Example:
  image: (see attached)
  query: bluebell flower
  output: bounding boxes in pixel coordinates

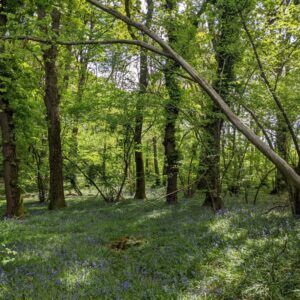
[215,287,222,296]
[121,280,131,290]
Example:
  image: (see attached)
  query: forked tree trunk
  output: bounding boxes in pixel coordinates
[39,7,66,209]
[0,0,23,218]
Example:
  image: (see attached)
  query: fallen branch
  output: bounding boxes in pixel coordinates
[262,204,289,215]
[253,167,276,205]
[154,179,199,202]
[63,156,108,201]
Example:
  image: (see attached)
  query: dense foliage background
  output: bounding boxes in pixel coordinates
[0,0,299,298]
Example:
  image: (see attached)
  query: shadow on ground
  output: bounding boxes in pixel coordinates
[0,193,299,299]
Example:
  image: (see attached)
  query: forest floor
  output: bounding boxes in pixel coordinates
[0,191,299,299]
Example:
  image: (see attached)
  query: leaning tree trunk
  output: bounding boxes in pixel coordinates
[87,0,300,216]
[0,0,23,218]
[39,8,66,209]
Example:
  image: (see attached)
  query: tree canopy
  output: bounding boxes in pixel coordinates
[0,0,299,297]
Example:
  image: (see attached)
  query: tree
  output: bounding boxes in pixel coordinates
[0,0,23,217]
[86,0,300,215]
[197,0,252,210]
[38,6,66,209]
[152,136,161,186]
[124,0,154,200]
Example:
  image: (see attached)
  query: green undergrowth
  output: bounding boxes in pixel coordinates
[0,193,299,299]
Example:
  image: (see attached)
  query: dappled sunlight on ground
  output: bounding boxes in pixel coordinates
[0,194,299,299]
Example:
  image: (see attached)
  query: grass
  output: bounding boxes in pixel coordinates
[0,191,299,299]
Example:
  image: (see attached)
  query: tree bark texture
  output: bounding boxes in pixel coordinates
[133,0,153,200]
[163,60,181,204]
[39,7,66,209]
[134,49,147,199]
[0,0,23,217]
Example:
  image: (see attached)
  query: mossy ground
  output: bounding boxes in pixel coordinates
[0,191,299,299]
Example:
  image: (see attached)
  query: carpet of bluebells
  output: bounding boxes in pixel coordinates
[0,192,299,299]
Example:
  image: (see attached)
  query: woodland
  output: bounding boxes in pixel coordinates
[0,0,300,299]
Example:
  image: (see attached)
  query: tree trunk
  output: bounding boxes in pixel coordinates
[0,0,23,218]
[152,136,161,186]
[116,123,133,201]
[290,165,300,215]
[134,64,146,199]
[0,98,23,217]
[66,126,82,196]
[37,169,46,203]
[272,115,288,194]
[163,60,180,204]
[161,0,182,204]
[87,0,300,211]
[101,141,107,181]
[39,8,66,209]
[125,0,153,200]
[145,141,150,176]
[33,148,46,203]
[291,188,300,215]
[67,52,88,196]
[199,2,241,210]
[201,106,223,210]
[133,52,147,199]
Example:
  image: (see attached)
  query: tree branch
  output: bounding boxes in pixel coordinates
[0,36,172,58]
[86,0,300,189]
[241,14,300,160]
[242,104,274,150]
